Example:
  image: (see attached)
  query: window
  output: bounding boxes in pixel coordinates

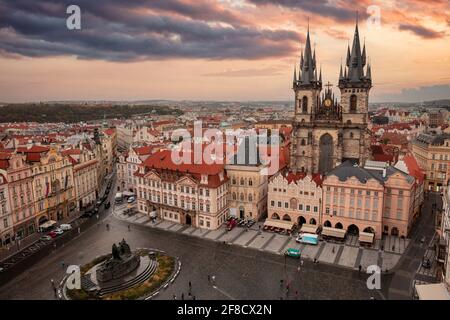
[313,206,318,213]
[302,96,308,113]
[284,202,288,209]
[299,204,303,211]
[249,179,253,186]
[306,205,310,211]
[350,94,357,112]
[271,200,275,207]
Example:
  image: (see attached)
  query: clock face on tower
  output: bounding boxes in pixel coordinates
[324,98,332,107]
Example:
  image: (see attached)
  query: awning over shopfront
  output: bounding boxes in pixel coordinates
[415,283,450,300]
[358,232,375,244]
[264,219,295,231]
[300,224,318,234]
[321,227,346,239]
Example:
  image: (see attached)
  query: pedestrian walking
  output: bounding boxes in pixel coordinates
[181,293,184,300]
[77,227,81,234]
[207,275,211,282]
[51,279,55,289]
[211,275,216,284]
[392,245,395,251]
[173,294,177,300]
[297,266,301,273]
[332,246,335,254]
[61,261,65,269]
[358,265,362,273]
[300,260,304,267]
[189,281,192,289]
[53,287,57,297]
[192,296,196,300]
[96,214,99,220]
[188,292,192,299]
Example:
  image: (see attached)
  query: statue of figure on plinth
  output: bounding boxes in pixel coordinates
[97,239,140,282]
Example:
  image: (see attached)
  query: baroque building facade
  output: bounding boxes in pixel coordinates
[290,23,372,174]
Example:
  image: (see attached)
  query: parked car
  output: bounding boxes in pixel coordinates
[47,231,58,239]
[59,224,72,231]
[284,248,301,259]
[104,201,111,209]
[127,196,135,203]
[53,228,64,235]
[227,218,237,231]
[81,210,95,218]
[422,259,431,269]
[40,235,52,241]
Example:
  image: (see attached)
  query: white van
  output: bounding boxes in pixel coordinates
[59,224,72,231]
[115,192,123,203]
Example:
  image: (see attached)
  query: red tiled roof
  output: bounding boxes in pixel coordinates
[403,154,425,183]
[61,148,82,156]
[147,129,160,136]
[142,150,225,176]
[103,128,115,136]
[16,145,50,153]
[0,152,11,170]
[133,146,154,156]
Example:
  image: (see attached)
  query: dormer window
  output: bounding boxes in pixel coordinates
[201,174,208,184]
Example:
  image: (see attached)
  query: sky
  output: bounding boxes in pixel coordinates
[0,0,449,103]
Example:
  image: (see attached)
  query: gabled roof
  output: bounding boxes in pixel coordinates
[402,154,425,183]
[16,145,50,153]
[326,161,384,184]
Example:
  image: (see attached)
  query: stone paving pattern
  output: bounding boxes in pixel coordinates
[118,208,408,272]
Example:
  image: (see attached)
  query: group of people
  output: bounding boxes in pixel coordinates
[173,281,196,300]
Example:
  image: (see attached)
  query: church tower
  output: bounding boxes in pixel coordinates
[289,20,372,175]
[338,20,372,165]
[290,25,322,172]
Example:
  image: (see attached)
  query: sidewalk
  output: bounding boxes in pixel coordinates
[113,205,407,272]
[0,174,114,263]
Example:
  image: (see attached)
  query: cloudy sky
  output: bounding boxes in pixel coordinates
[0,0,449,103]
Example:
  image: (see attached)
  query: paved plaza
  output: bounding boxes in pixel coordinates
[0,211,388,300]
[115,207,408,272]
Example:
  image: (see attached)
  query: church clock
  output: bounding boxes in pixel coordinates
[324,98,332,107]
